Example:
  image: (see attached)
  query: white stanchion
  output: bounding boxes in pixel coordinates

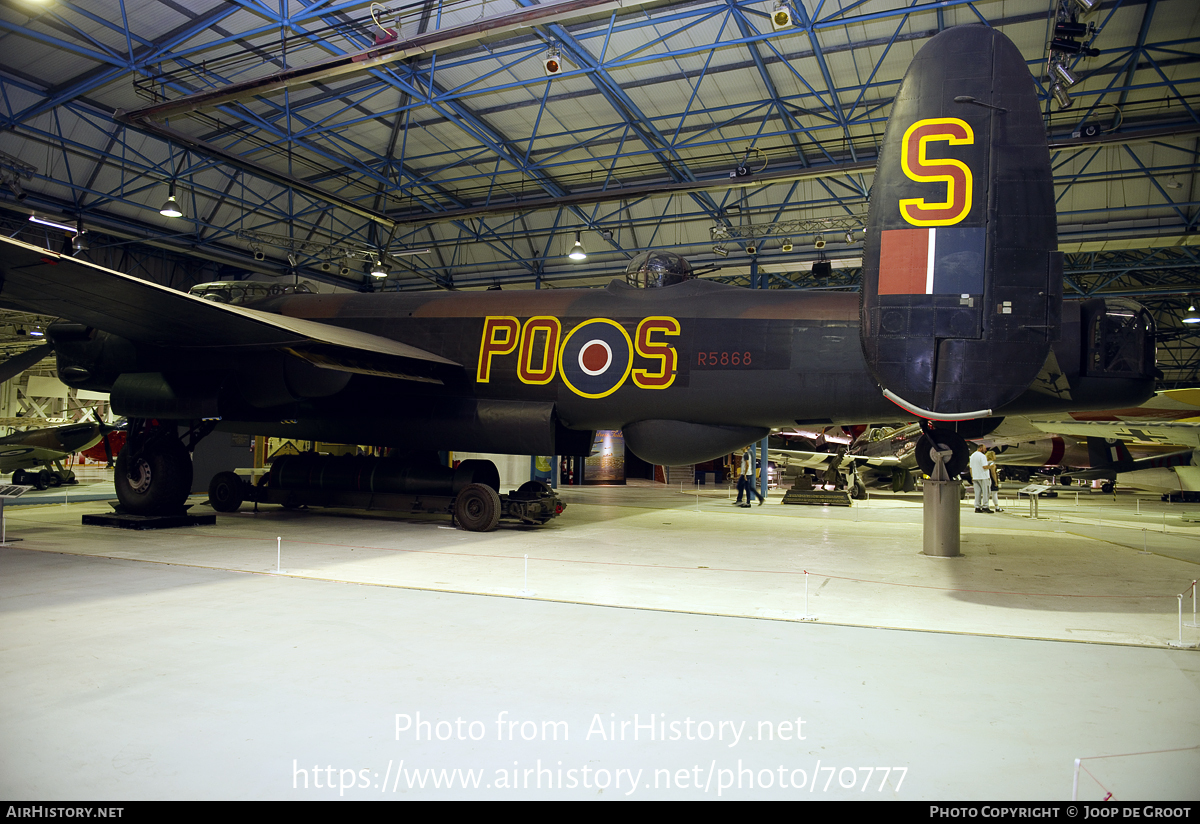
[799,570,817,621]
[519,553,535,596]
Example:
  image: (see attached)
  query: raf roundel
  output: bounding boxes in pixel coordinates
[559,319,633,398]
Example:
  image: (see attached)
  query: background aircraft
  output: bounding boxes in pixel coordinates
[0,26,1160,518]
[0,417,116,489]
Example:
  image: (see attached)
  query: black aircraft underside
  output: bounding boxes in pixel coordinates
[0,25,1160,518]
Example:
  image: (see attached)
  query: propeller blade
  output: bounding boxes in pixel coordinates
[0,343,54,384]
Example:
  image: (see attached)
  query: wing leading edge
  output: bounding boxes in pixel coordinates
[0,236,460,383]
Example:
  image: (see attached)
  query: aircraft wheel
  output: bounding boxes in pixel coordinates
[11,470,26,486]
[914,428,970,477]
[454,483,501,532]
[35,470,51,490]
[48,473,63,488]
[208,472,245,513]
[115,435,193,515]
[850,479,867,499]
[1101,482,1115,494]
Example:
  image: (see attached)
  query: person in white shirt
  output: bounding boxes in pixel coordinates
[969,444,992,513]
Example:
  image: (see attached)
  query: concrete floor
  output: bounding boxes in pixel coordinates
[1,480,1197,800]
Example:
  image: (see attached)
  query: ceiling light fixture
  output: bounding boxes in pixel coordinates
[813,234,826,250]
[28,214,76,232]
[712,244,728,258]
[845,230,856,244]
[159,186,183,218]
[1185,302,1200,324]
[781,238,793,252]
[569,231,587,261]
[371,257,388,278]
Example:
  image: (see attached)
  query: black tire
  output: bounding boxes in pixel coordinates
[1101,482,1115,494]
[454,483,501,532]
[208,472,245,513]
[915,429,970,477]
[850,479,867,499]
[11,470,26,486]
[115,435,193,515]
[35,470,51,490]
[48,473,63,488]
[1059,476,1073,486]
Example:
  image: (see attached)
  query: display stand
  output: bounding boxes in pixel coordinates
[82,502,216,530]
[922,445,960,557]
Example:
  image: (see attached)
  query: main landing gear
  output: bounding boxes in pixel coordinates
[114,419,213,515]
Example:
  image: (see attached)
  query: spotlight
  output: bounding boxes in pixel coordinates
[1072,0,1098,13]
[770,1,793,31]
[3,174,25,201]
[568,231,587,261]
[544,46,562,76]
[371,257,388,278]
[844,230,855,244]
[1051,83,1073,110]
[813,234,826,249]
[781,238,793,252]
[1055,21,1088,38]
[1051,62,1080,88]
[159,188,183,218]
[72,232,88,253]
[339,266,351,276]
[253,248,265,261]
[745,242,757,255]
[1185,302,1200,324]
[1166,178,1182,190]
[320,262,332,272]
[712,244,728,258]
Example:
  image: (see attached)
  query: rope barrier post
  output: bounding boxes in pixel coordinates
[1168,593,1199,648]
[1188,580,1198,629]
[518,554,536,597]
[276,536,281,573]
[800,570,817,621]
[1071,758,1081,802]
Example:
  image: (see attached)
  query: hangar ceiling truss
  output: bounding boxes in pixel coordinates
[0,0,1195,325]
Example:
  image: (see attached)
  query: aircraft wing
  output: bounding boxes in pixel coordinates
[0,237,460,381]
[1026,420,1200,448]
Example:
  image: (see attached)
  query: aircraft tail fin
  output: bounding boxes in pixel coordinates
[1086,437,1135,474]
[861,25,1060,421]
